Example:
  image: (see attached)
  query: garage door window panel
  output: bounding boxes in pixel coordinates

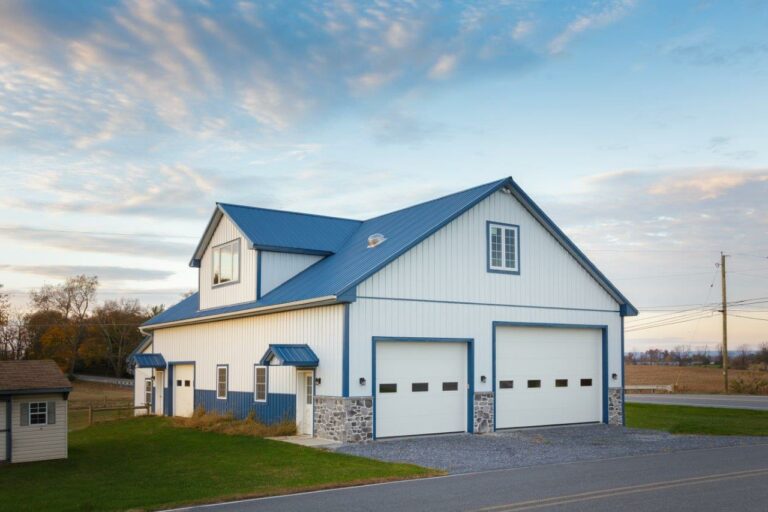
[412,382,428,392]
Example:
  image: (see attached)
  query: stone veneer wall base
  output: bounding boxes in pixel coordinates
[314,396,373,443]
[473,391,494,433]
[608,387,623,426]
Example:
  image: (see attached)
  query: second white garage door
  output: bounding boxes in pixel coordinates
[495,326,602,429]
[375,341,468,438]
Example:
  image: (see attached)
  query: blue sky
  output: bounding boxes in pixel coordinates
[0,0,766,350]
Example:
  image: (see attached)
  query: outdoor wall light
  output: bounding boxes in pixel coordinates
[359,377,366,386]
[611,373,618,380]
[315,377,322,385]
[480,375,487,383]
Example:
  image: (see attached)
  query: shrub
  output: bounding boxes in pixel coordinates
[730,376,768,395]
[174,406,296,437]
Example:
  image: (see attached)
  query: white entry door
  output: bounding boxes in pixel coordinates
[155,370,164,415]
[173,364,195,417]
[375,341,467,438]
[296,371,313,435]
[495,326,602,429]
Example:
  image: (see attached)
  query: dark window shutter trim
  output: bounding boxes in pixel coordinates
[47,401,56,424]
[20,403,29,426]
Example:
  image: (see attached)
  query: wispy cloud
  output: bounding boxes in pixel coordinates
[548,0,637,55]
[0,264,173,282]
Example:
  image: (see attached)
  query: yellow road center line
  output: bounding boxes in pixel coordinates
[473,468,768,512]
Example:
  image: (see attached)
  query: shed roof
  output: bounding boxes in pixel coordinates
[260,344,319,367]
[0,360,72,394]
[144,177,637,329]
[133,353,167,369]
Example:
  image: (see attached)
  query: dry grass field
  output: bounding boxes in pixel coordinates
[626,365,767,394]
[68,380,135,430]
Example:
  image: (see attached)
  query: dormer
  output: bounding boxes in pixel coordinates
[190,203,362,310]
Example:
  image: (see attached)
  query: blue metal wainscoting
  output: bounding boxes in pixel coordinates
[194,390,296,424]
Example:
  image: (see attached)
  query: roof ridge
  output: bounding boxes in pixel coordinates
[218,202,362,223]
[363,178,509,222]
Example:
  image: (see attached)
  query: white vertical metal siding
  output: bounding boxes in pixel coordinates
[12,395,68,463]
[267,366,296,394]
[261,251,323,296]
[357,190,619,310]
[148,304,344,398]
[348,190,623,397]
[200,215,257,310]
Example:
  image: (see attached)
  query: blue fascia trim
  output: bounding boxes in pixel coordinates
[371,336,475,440]
[621,316,626,425]
[358,295,619,315]
[256,250,262,300]
[506,181,637,316]
[216,364,229,400]
[252,244,333,256]
[491,321,610,431]
[128,335,152,360]
[485,221,521,275]
[336,287,357,303]
[342,304,350,398]
[189,206,225,268]
[336,178,511,299]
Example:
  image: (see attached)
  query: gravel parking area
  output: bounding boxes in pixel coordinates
[334,425,767,474]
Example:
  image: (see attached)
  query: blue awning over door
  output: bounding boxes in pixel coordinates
[259,344,319,367]
[133,353,167,369]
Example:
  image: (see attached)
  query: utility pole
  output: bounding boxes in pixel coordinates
[720,252,729,394]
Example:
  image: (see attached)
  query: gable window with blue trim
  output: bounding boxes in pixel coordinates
[487,221,519,274]
[216,365,228,399]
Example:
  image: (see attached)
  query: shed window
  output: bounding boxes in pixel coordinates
[212,239,240,286]
[216,366,228,399]
[29,402,47,425]
[144,378,153,406]
[254,366,267,402]
[488,223,519,273]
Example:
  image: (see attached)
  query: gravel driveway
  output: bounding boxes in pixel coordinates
[334,425,767,474]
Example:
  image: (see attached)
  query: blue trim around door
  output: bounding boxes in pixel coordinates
[167,361,196,417]
[491,321,609,431]
[371,336,475,440]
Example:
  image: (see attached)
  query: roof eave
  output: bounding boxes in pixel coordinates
[141,295,340,331]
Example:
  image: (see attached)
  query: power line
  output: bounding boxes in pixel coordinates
[728,313,768,322]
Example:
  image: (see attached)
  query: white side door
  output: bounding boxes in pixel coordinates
[376,342,467,438]
[496,326,602,429]
[173,364,195,417]
[296,371,313,435]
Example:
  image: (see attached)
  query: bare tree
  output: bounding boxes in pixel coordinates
[30,275,98,374]
[0,311,30,360]
[93,298,148,377]
[0,284,9,326]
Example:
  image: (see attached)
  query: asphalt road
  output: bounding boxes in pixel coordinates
[626,393,768,410]
[174,443,768,512]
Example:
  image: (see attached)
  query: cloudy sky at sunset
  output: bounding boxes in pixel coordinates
[0,0,766,350]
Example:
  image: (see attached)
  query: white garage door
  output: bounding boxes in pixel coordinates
[173,364,195,417]
[376,342,467,438]
[496,326,602,429]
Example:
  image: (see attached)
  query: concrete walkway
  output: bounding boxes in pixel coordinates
[626,393,768,410]
[267,435,341,449]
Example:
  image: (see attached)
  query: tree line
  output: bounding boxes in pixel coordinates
[626,345,768,370]
[0,276,165,377]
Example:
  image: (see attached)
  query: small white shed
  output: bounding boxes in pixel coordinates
[0,360,72,464]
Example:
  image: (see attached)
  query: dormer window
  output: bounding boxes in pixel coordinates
[212,239,240,286]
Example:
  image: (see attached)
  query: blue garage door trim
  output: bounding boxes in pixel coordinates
[371,336,475,440]
[491,321,609,431]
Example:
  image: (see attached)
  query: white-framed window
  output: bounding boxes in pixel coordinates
[144,378,153,407]
[254,365,267,402]
[29,401,48,425]
[212,239,240,286]
[216,365,228,399]
[487,222,519,273]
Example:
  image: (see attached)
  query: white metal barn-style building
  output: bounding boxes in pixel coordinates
[0,360,72,463]
[134,178,637,442]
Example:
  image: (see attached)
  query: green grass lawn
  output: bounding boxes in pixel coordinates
[626,403,768,436]
[0,416,436,512]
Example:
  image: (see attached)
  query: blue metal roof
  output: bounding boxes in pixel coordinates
[144,177,636,328]
[260,344,319,367]
[133,353,167,369]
